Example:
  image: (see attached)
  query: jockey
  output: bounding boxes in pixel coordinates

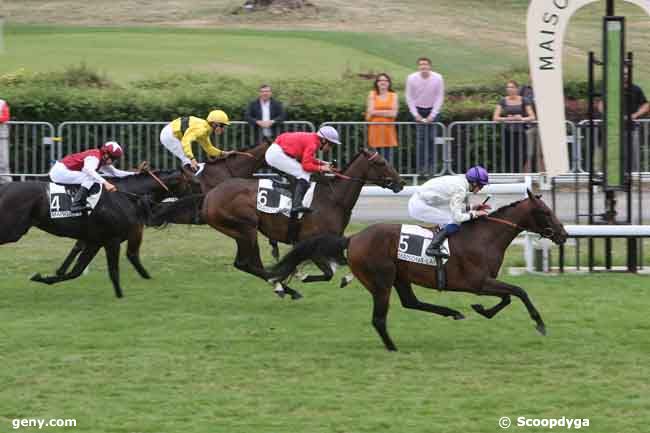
[408,166,491,257]
[160,110,234,174]
[49,141,137,212]
[264,126,341,214]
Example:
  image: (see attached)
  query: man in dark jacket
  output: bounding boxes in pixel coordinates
[245,84,287,144]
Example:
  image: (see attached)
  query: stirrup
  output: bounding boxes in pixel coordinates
[426,244,448,258]
[194,163,206,176]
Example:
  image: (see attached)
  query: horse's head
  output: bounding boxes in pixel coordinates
[360,149,404,193]
[519,189,568,245]
[150,169,194,198]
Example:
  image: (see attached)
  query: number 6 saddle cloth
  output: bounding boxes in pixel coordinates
[397,224,450,267]
[48,183,102,219]
[256,178,316,219]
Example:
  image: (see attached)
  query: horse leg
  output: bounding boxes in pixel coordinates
[31,244,101,285]
[56,241,85,276]
[476,278,546,335]
[394,279,465,320]
[233,234,302,300]
[126,224,151,279]
[104,241,124,299]
[471,296,511,319]
[371,290,398,351]
[299,256,337,283]
[269,239,280,261]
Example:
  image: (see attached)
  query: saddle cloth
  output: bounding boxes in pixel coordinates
[256,178,316,218]
[48,183,102,219]
[397,224,450,267]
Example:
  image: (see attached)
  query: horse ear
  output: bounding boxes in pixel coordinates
[527,188,535,200]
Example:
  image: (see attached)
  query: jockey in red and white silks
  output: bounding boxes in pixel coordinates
[408,166,491,257]
[264,126,340,214]
[49,141,136,212]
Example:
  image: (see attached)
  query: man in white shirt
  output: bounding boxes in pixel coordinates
[245,84,287,144]
[405,58,445,176]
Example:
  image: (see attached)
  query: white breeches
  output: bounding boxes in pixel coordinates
[265,143,311,181]
[160,124,191,166]
[408,194,455,226]
[49,162,98,189]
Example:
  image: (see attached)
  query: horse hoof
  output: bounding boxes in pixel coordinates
[536,323,547,336]
[340,277,348,288]
[30,273,42,282]
[274,290,286,299]
[453,313,465,320]
[290,291,303,301]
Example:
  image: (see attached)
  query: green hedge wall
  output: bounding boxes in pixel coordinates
[1,68,590,125]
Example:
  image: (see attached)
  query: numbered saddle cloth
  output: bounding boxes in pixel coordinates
[256,178,316,218]
[397,224,450,267]
[49,183,102,219]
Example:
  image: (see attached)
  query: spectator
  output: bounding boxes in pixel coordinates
[519,75,544,172]
[597,68,649,172]
[493,80,535,173]
[0,98,11,183]
[366,73,398,160]
[406,57,444,176]
[245,84,287,144]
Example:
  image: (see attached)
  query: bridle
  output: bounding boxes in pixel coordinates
[485,212,557,241]
[331,151,397,189]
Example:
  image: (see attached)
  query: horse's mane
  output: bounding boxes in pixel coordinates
[205,140,270,165]
[340,150,367,172]
[111,169,178,183]
[489,198,529,217]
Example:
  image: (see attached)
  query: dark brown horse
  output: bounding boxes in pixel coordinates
[155,149,404,298]
[56,140,271,277]
[269,190,568,350]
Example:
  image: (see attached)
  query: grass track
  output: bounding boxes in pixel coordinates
[1,226,649,432]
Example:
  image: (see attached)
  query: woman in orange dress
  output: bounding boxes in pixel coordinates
[366,73,399,157]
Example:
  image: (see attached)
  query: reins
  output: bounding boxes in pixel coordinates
[144,169,170,192]
[485,216,526,231]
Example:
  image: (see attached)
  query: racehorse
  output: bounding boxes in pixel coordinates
[155,148,404,298]
[56,140,271,278]
[0,170,188,298]
[268,190,568,350]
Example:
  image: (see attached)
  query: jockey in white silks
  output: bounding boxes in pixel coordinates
[408,166,491,257]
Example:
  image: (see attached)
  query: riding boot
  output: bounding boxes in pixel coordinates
[425,227,450,257]
[70,186,90,212]
[290,179,312,214]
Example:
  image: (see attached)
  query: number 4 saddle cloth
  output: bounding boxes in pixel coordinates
[48,183,102,219]
[256,178,316,219]
[397,224,450,267]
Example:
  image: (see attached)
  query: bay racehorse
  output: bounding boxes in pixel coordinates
[269,190,568,350]
[0,170,188,297]
[155,149,404,298]
[56,140,271,277]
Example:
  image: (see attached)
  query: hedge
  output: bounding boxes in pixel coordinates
[1,67,591,126]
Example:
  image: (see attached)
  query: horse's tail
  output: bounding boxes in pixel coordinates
[149,194,205,227]
[269,234,350,283]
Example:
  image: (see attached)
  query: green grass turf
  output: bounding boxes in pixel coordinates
[1,225,649,432]
[0,24,522,85]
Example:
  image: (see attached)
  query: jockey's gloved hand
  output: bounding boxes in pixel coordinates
[137,161,150,172]
[473,203,492,211]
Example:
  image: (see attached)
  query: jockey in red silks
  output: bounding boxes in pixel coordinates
[49,141,137,212]
[408,166,491,257]
[264,126,341,214]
